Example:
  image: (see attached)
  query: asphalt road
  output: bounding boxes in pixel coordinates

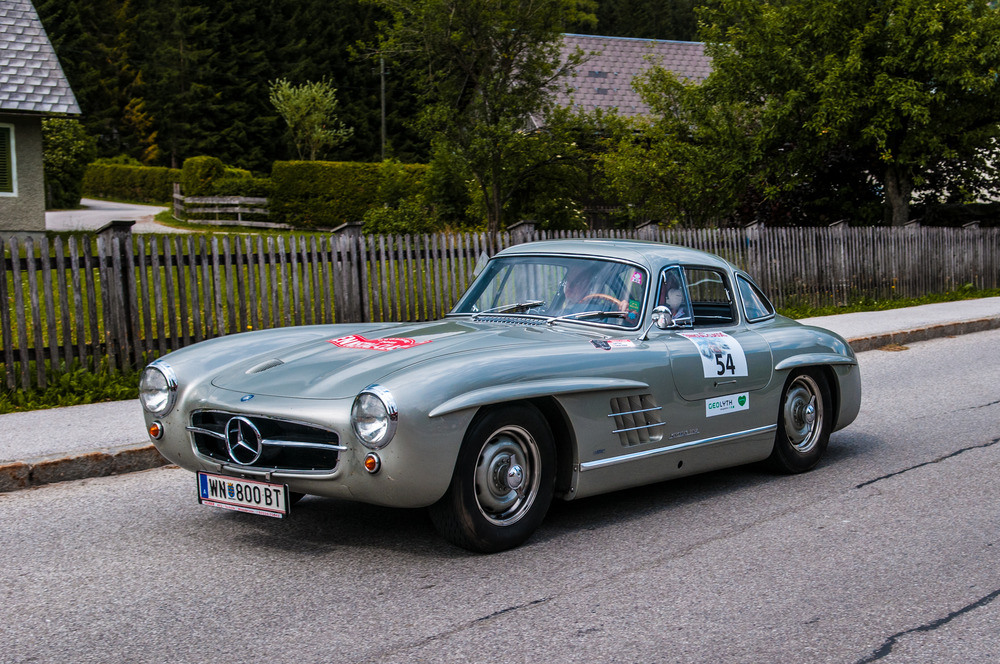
[45,198,182,233]
[1,330,999,663]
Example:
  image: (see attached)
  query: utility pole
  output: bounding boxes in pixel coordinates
[380,56,387,160]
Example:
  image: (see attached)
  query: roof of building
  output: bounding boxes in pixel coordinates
[0,0,80,115]
[552,33,711,118]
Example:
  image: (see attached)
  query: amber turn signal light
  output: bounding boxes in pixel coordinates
[363,453,381,474]
[148,421,163,440]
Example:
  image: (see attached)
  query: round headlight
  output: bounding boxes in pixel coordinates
[139,362,177,415]
[351,385,397,449]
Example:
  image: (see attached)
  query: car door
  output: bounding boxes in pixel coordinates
[653,265,774,433]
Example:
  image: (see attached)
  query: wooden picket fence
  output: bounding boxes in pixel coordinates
[2,222,999,390]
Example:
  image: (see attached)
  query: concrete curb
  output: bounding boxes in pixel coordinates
[0,443,170,493]
[846,316,1000,353]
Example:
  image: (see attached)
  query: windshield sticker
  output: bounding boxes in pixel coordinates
[631,271,643,284]
[706,392,749,417]
[592,339,635,351]
[627,299,641,321]
[679,332,749,378]
[328,334,431,352]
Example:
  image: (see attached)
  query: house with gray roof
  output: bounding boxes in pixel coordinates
[532,34,711,127]
[0,0,80,233]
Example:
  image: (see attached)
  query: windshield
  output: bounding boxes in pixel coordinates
[451,255,648,328]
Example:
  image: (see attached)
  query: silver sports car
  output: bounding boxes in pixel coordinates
[140,239,861,552]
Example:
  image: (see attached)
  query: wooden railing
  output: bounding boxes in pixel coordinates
[2,221,999,390]
[172,183,280,229]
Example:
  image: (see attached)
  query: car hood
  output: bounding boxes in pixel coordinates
[210,318,576,399]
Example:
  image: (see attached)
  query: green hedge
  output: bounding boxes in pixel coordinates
[181,156,225,196]
[269,161,429,228]
[81,164,180,204]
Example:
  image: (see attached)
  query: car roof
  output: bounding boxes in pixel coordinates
[495,238,737,271]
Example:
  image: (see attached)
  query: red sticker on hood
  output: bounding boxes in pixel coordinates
[328,334,431,352]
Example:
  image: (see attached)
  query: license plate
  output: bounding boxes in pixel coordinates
[197,472,289,518]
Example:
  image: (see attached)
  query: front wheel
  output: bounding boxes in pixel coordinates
[429,404,555,553]
[767,370,832,473]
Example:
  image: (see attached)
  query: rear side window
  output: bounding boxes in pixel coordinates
[737,275,775,321]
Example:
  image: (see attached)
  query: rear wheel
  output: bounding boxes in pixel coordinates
[429,404,555,553]
[767,369,832,473]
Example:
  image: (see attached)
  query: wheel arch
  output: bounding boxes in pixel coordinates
[775,361,843,428]
[463,396,576,500]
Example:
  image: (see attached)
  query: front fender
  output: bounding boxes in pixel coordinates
[427,377,649,418]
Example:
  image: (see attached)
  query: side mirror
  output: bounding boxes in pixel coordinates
[651,306,671,330]
[639,306,672,341]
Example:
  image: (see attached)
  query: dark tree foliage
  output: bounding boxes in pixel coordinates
[36,0,425,171]
[569,0,698,41]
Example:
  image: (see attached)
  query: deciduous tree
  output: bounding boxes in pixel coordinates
[269,78,353,161]
[698,0,1000,225]
[365,0,597,235]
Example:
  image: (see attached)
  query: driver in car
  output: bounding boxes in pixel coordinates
[559,265,625,315]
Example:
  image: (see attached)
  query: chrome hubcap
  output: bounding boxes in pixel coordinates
[783,375,823,453]
[474,426,540,526]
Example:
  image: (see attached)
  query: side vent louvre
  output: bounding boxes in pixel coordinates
[608,395,664,447]
[246,358,284,375]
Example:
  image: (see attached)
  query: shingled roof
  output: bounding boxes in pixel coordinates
[0,0,80,115]
[552,33,711,118]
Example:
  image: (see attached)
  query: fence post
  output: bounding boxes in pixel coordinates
[332,222,365,322]
[96,220,136,370]
[508,220,537,246]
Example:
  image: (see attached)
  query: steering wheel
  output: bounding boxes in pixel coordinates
[580,293,627,311]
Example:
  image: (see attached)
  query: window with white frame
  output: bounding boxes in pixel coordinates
[0,124,16,196]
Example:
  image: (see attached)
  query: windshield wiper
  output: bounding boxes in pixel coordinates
[545,310,628,325]
[472,299,545,319]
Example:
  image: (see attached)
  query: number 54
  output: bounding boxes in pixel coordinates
[715,352,736,376]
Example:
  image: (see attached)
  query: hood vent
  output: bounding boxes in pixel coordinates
[609,395,664,447]
[246,358,284,375]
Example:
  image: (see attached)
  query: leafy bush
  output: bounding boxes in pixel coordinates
[210,176,272,197]
[81,163,180,203]
[270,160,429,229]
[180,156,225,196]
[0,366,139,414]
[42,118,98,209]
[362,198,439,235]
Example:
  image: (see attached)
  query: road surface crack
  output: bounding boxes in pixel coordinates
[855,437,1000,489]
[359,596,552,662]
[854,587,1000,663]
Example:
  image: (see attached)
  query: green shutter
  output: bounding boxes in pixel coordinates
[0,127,11,193]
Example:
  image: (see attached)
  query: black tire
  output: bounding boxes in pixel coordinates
[429,404,555,553]
[767,369,832,473]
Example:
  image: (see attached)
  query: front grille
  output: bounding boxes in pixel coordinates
[188,410,343,472]
[608,395,664,446]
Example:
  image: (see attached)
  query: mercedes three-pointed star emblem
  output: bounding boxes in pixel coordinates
[225,416,263,465]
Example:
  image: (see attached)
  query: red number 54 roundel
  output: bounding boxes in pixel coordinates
[328,334,431,352]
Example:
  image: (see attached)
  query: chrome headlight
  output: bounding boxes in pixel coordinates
[139,361,178,416]
[351,384,398,449]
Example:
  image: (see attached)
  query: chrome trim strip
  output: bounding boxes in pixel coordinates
[607,406,662,418]
[262,438,348,451]
[218,464,339,481]
[611,422,666,434]
[186,425,226,441]
[580,424,777,471]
